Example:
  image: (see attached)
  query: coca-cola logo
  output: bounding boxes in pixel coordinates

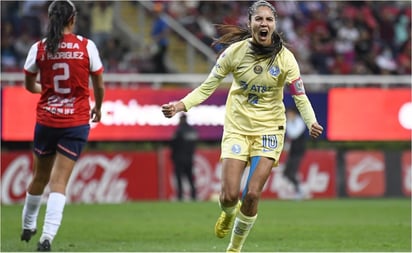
[68,154,130,203]
[1,153,131,204]
[1,154,33,204]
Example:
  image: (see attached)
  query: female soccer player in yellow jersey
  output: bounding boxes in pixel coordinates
[162,0,323,252]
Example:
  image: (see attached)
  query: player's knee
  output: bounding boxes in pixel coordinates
[243,190,260,203]
[33,174,50,186]
[220,191,239,205]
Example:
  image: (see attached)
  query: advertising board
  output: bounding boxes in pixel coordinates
[328,88,411,141]
[1,87,328,141]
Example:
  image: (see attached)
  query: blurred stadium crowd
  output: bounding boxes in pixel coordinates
[1,1,411,75]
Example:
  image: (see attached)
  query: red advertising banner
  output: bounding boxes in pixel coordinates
[1,86,227,141]
[1,151,159,204]
[327,88,411,141]
[402,151,411,196]
[163,149,337,201]
[345,151,386,197]
[1,149,337,204]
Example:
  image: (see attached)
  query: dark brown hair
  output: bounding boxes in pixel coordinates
[212,0,283,67]
[46,0,77,55]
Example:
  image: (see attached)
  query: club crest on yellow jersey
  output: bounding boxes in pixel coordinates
[254,65,263,74]
[269,66,280,76]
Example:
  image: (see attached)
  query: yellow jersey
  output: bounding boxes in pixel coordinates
[181,39,317,135]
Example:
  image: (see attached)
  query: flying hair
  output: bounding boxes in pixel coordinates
[46,0,77,55]
[212,0,283,68]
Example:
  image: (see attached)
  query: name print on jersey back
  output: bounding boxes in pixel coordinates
[47,51,84,60]
[24,33,101,128]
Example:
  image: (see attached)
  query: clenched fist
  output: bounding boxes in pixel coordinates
[310,122,323,138]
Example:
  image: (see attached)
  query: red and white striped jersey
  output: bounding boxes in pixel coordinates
[24,33,104,128]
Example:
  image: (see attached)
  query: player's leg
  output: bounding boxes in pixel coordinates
[227,133,283,252]
[227,156,274,252]
[21,154,54,242]
[215,158,245,238]
[38,152,75,248]
[21,123,56,243]
[174,163,184,201]
[283,155,300,191]
[215,132,249,239]
[184,163,197,201]
[38,124,89,251]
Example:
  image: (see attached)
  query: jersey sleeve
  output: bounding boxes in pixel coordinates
[23,42,40,75]
[181,72,223,111]
[87,39,104,75]
[284,52,301,85]
[283,50,317,129]
[181,47,233,111]
[292,94,317,130]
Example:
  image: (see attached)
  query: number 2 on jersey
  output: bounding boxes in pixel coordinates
[53,63,70,94]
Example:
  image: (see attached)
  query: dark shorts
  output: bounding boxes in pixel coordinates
[33,123,90,161]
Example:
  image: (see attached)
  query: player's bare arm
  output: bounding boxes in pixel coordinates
[24,75,41,94]
[91,74,105,122]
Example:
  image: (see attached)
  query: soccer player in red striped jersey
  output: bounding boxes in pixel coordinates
[20,0,104,251]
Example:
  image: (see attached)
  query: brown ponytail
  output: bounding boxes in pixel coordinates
[46,0,76,55]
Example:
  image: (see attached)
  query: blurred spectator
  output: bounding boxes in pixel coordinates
[330,53,352,75]
[1,21,19,71]
[2,0,411,76]
[196,3,218,46]
[1,1,20,33]
[20,0,47,39]
[375,46,398,74]
[14,33,35,68]
[305,9,330,38]
[74,2,92,38]
[396,39,412,74]
[170,114,198,201]
[90,1,114,50]
[151,2,170,73]
[352,59,372,75]
[394,12,411,51]
[376,6,397,53]
[291,35,313,73]
[283,106,307,200]
[354,28,374,60]
[100,37,127,73]
[346,2,377,33]
[222,2,241,26]
[334,18,359,66]
[309,37,333,74]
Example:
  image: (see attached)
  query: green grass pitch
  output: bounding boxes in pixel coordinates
[1,199,410,252]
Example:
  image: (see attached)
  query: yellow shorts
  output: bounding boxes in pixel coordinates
[221,131,285,166]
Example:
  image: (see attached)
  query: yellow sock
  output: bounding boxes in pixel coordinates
[227,210,257,252]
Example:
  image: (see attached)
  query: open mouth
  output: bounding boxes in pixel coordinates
[259,30,268,40]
